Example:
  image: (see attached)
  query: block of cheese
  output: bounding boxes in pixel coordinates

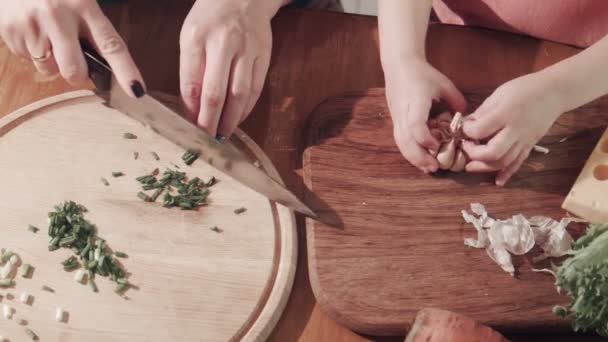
[562,127,608,223]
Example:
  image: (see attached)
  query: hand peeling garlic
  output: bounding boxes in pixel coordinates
[430,112,469,171]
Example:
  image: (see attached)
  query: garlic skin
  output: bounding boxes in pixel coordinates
[436,111,453,123]
[437,139,457,170]
[450,149,467,172]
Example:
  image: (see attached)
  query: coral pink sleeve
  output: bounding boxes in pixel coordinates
[433,0,608,47]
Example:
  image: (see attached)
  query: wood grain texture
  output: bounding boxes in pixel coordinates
[303,88,608,336]
[1,2,605,340]
[0,91,296,342]
[405,308,509,342]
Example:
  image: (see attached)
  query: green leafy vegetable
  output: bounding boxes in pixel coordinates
[554,223,608,336]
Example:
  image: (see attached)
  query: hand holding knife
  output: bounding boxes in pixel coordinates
[81,41,315,217]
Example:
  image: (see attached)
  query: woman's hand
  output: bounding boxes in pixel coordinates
[179,0,287,141]
[462,73,564,186]
[0,0,144,97]
[385,58,466,173]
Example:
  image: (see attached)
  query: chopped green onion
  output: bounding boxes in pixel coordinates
[21,263,32,278]
[114,251,128,258]
[100,177,110,186]
[1,250,13,263]
[137,192,151,202]
[134,151,139,160]
[0,279,14,287]
[151,151,160,160]
[114,282,129,296]
[88,271,98,293]
[182,150,199,166]
[25,327,37,340]
[210,226,222,233]
[234,207,247,215]
[112,172,124,178]
[28,225,39,233]
[205,177,217,187]
[41,285,54,293]
[123,132,137,139]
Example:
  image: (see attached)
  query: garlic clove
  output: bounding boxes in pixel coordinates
[437,139,457,169]
[450,149,467,172]
[450,112,464,133]
[436,111,453,123]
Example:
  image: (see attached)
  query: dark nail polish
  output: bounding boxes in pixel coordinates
[215,135,226,144]
[130,80,145,98]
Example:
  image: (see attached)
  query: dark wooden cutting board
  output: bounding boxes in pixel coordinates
[303,88,608,336]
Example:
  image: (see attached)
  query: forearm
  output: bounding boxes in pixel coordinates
[378,0,432,67]
[540,34,608,112]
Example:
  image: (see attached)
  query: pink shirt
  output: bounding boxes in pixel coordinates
[433,0,608,47]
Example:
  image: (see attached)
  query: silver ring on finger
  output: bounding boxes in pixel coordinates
[32,51,52,62]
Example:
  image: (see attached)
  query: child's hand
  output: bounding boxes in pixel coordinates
[461,73,564,186]
[385,59,466,173]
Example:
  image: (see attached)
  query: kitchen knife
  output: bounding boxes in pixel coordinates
[81,42,315,217]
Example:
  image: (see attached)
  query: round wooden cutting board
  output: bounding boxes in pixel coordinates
[0,90,296,342]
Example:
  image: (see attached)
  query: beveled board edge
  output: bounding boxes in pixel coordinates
[1,90,298,342]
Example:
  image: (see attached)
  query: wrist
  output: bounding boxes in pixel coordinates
[534,66,579,115]
[381,53,429,78]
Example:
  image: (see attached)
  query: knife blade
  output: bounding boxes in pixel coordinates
[82,43,315,217]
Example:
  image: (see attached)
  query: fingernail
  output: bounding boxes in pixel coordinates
[215,135,226,144]
[496,179,505,187]
[130,80,145,98]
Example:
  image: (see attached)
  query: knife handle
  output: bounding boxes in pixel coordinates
[80,39,112,91]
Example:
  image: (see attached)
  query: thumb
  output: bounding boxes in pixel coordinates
[462,107,503,140]
[440,77,467,113]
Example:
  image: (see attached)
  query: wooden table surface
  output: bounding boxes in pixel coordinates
[0,1,602,341]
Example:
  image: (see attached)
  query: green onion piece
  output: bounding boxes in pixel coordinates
[28,225,39,233]
[62,256,77,266]
[41,285,54,293]
[205,177,217,187]
[88,271,98,293]
[134,151,139,160]
[0,279,15,287]
[63,263,79,272]
[234,207,247,215]
[210,226,222,233]
[151,151,160,160]
[137,192,151,202]
[114,282,129,296]
[112,172,124,178]
[116,278,128,285]
[182,150,199,166]
[114,251,129,258]
[21,263,32,278]
[85,259,97,270]
[1,250,13,263]
[100,177,110,186]
[59,235,77,247]
[25,328,38,340]
[123,132,137,139]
